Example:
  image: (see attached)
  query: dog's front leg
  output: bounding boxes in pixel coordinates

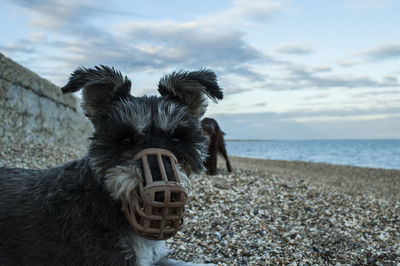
[156,258,216,266]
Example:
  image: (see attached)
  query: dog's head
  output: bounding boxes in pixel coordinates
[62,66,222,236]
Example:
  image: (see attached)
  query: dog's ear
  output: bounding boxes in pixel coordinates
[157,69,223,117]
[61,65,131,125]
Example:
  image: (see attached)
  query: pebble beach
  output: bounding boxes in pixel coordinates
[1,141,399,265]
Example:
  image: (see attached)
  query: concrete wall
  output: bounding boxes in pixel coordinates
[0,53,92,148]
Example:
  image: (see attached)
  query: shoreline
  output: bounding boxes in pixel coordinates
[229,154,400,171]
[228,154,400,171]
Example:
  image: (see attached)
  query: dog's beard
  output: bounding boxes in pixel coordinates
[104,163,190,203]
[175,164,190,193]
[104,164,141,202]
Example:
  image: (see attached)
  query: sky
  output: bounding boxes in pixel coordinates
[1,0,400,139]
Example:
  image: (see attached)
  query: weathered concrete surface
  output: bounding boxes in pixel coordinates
[0,53,92,148]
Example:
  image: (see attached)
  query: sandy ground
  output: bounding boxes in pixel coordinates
[1,142,399,265]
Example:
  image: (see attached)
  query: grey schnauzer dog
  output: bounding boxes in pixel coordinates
[0,66,223,266]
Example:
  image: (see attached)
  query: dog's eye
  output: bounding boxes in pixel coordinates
[121,137,134,146]
[171,137,180,145]
[171,128,188,145]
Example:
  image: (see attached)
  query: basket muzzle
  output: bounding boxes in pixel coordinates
[123,148,188,240]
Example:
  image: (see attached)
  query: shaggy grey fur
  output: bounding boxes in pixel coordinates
[0,65,223,266]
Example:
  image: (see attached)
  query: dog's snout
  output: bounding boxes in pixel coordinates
[127,148,188,240]
[133,148,179,186]
[147,155,176,183]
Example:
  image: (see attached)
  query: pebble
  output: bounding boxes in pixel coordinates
[1,141,399,265]
[167,166,399,265]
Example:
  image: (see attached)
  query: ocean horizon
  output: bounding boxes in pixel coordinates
[225,139,400,170]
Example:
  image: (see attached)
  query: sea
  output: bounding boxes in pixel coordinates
[225,139,400,170]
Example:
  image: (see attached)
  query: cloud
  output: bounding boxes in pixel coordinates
[221,65,268,82]
[281,64,400,89]
[289,113,400,123]
[312,66,331,72]
[13,0,136,31]
[352,88,400,98]
[5,1,395,98]
[274,43,313,55]
[253,102,267,107]
[116,21,269,68]
[192,0,283,27]
[2,0,285,86]
[12,0,283,31]
[335,59,362,67]
[1,42,35,54]
[212,107,400,139]
[335,43,400,67]
[361,43,400,62]
[302,93,331,101]
[227,0,283,22]
[0,32,46,54]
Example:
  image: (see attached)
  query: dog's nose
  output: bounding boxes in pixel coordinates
[147,155,176,183]
[133,148,179,187]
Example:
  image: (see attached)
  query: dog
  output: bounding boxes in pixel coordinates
[0,66,223,266]
[201,118,232,175]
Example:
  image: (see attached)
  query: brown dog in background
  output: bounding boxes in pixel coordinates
[201,118,232,175]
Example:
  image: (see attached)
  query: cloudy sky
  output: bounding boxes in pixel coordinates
[1,0,400,139]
